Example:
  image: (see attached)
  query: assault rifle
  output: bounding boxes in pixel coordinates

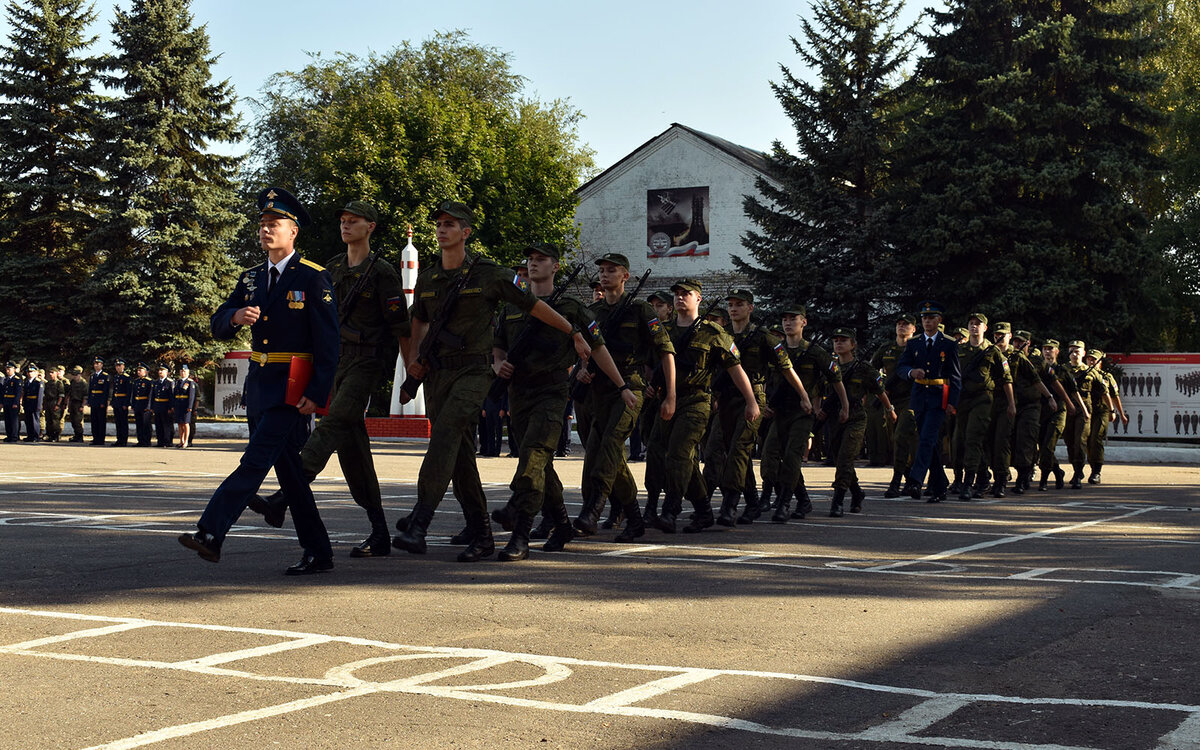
[486,263,584,402]
[568,268,653,402]
[399,253,480,400]
[649,292,726,392]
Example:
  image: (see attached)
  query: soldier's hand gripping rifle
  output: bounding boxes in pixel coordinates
[399,253,480,400]
[486,263,584,403]
[568,268,652,402]
[649,292,726,392]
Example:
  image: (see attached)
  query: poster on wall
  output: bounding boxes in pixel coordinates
[647,186,710,258]
[214,351,249,417]
[1106,353,1200,442]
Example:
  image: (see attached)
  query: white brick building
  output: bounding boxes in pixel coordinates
[574,123,776,295]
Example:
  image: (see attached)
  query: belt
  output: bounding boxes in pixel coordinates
[90,389,105,393]
[435,353,491,370]
[113,393,128,397]
[153,398,170,402]
[914,378,947,386]
[340,342,380,358]
[250,351,312,365]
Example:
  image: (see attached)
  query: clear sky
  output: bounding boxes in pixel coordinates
[4,0,930,172]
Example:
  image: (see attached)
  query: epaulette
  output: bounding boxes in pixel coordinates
[299,258,325,271]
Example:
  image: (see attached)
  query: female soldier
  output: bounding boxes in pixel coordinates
[174,363,196,448]
[828,328,895,516]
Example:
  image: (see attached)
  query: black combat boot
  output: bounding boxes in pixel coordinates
[884,469,904,499]
[543,502,576,552]
[716,491,739,527]
[392,503,435,554]
[682,497,715,533]
[771,488,794,523]
[959,470,975,501]
[642,492,660,525]
[498,512,533,561]
[736,492,761,524]
[490,499,517,531]
[758,481,774,515]
[1011,467,1027,495]
[573,495,604,537]
[654,494,682,533]
[990,476,1006,498]
[613,501,645,542]
[791,478,814,518]
[528,512,554,540]
[972,469,989,498]
[849,483,865,513]
[743,479,760,515]
[1068,471,1082,490]
[457,519,495,562]
[350,507,391,558]
[1038,468,1049,491]
[1053,466,1066,489]
[1088,464,1102,484]
[948,467,963,496]
[829,487,846,517]
[600,500,624,530]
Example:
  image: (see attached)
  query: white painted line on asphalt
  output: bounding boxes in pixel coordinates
[1163,574,1200,589]
[855,695,970,739]
[1155,710,1200,749]
[866,507,1163,572]
[1008,568,1060,580]
[599,545,665,556]
[2,622,148,650]
[176,635,332,668]
[585,669,722,708]
[80,686,378,750]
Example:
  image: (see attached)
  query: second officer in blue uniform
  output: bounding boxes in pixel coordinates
[87,357,110,445]
[109,359,132,446]
[178,187,340,575]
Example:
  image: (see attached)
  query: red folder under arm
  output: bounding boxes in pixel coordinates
[286,356,330,416]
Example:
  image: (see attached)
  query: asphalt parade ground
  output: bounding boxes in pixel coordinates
[1,440,1198,750]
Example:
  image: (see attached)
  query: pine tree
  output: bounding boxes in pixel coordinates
[893,0,1165,347]
[0,0,106,364]
[81,0,244,363]
[738,0,916,338]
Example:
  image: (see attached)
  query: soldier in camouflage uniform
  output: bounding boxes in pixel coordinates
[1084,349,1124,484]
[573,253,675,542]
[1036,340,1081,490]
[1006,331,1058,494]
[492,244,635,560]
[828,328,894,515]
[648,279,759,534]
[1063,340,1104,489]
[951,313,1014,501]
[248,201,411,557]
[392,201,590,562]
[640,290,675,524]
[872,314,918,497]
[758,306,845,524]
[66,365,88,442]
[42,366,66,442]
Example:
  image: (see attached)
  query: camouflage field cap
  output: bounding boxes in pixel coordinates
[831,327,857,341]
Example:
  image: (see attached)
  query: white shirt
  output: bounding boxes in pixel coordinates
[267,250,295,280]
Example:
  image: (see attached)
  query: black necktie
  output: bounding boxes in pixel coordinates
[268,266,279,297]
[926,336,934,355]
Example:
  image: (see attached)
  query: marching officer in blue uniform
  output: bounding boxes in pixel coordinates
[179,187,339,575]
[896,301,962,502]
[87,357,111,445]
[109,358,132,446]
[21,363,43,442]
[132,363,154,446]
[151,363,175,446]
[2,362,21,442]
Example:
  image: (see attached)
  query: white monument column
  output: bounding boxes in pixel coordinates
[390,225,426,418]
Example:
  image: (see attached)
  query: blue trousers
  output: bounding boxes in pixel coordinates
[909,406,949,493]
[90,405,107,443]
[4,407,20,440]
[199,405,331,558]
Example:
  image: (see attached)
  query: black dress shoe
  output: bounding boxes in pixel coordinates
[285,553,333,575]
[349,531,391,558]
[248,493,286,528]
[178,530,221,562]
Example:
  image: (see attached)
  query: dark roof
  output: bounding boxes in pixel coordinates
[576,123,772,196]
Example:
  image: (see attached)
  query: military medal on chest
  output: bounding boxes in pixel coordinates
[287,290,306,309]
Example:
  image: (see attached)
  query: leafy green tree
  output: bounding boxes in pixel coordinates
[893,0,1165,348]
[738,0,917,339]
[0,0,106,363]
[243,31,595,271]
[80,0,244,363]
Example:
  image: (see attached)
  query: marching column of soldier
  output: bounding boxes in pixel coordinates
[0,188,1134,575]
[0,357,200,447]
